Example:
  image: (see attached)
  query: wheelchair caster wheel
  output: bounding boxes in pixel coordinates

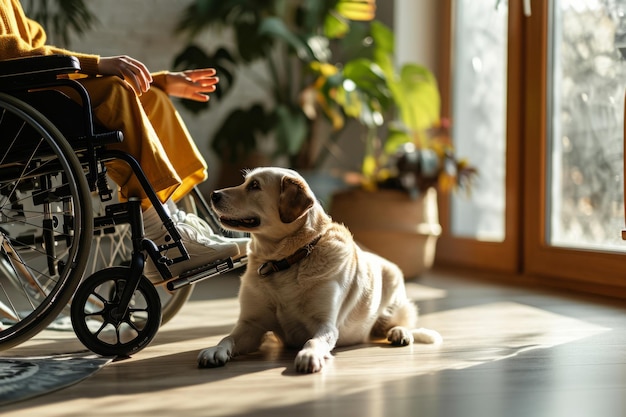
[71,267,162,357]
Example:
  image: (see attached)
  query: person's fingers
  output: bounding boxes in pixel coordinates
[191,85,216,101]
[99,56,152,95]
[183,70,219,88]
[190,80,218,92]
[163,70,220,101]
[191,92,210,102]
[184,68,217,80]
[120,57,152,94]
[194,79,219,88]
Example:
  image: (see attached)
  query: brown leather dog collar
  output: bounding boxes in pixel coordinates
[257,235,322,277]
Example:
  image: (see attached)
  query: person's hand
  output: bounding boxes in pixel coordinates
[97,55,153,96]
[164,68,219,102]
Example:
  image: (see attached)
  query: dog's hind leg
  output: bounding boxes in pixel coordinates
[371,299,416,341]
[411,327,443,344]
[373,297,442,345]
[381,301,418,346]
[373,258,442,345]
[380,300,443,345]
[381,303,442,346]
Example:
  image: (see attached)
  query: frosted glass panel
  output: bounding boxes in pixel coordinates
[548,0,626,251]
[450,0,508,241]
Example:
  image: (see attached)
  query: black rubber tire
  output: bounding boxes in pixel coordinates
[71,267,162,357]
[0,92,92,351]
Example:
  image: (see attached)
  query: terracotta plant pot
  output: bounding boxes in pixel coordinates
[328,187,441,278]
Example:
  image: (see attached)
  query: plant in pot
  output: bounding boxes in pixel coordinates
[325,21,477,278]
[171,0,381,187]
[172,1,475,277]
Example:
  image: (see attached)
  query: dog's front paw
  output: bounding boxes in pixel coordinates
[197,346,231,368]
[387,326,414,346]
[294,348,328,373]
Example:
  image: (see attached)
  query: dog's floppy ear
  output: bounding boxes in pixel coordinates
[279,175,315,223]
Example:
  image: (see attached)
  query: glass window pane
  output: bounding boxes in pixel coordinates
[548,0,626,251]
[450,0,508,241]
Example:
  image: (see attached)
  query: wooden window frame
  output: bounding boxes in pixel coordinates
[436,0,524,274]
[436,0,626,298]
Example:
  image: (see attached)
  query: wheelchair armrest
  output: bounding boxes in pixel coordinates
[0,55,81,89]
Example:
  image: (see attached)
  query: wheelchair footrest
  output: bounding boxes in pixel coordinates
[166,257,235,291]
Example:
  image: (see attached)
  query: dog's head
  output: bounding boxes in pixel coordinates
[210,167,320,238]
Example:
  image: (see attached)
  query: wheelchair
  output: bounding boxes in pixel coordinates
[0,55,246,356]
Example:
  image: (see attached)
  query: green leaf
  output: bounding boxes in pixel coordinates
[369,20,442,135]
[396,64,440,132]
[211,104,275,162]
[383,128,412,155]
[274,105,309,156]
[342,58,391,108]
[259,17,314,61]
[371,20,394,55]
[371,21,395,80]
[339,21,374,61]
[236,21,272,62]
[300,0,331,33]
[323,13,350,39]
[336,86,363,119]
[333,58,391,128]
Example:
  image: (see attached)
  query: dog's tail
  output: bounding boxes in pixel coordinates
[412,328,443,344]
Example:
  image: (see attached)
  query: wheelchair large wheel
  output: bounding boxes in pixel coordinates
[71,267,161,357]
[0,92,93,350]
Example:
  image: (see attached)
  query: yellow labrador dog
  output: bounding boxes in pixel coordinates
[198,167,441,373]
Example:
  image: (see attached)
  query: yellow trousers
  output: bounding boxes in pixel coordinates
[75,76,207,209]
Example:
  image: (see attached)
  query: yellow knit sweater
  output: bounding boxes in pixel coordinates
[0,0,168,88]
[0,0,100,74]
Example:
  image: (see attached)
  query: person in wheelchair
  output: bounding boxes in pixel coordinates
[0,0,248,279]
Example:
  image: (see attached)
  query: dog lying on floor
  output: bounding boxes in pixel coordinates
[197,167,442,373]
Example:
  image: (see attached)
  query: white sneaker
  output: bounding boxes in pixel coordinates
[143,221,240,281]
[172,209,250,257]
[171,209,213,236]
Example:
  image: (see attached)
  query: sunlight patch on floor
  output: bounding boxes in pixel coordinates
[133,298,612,417]
[2,290,614,417]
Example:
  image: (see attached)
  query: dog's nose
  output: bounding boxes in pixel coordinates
[210,191,222,204]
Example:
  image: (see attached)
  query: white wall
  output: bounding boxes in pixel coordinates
[394,0,442,75]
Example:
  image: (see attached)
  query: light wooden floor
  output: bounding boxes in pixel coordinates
[1,267,625,417]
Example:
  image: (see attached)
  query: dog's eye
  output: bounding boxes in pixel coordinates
[247,180,261,191]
